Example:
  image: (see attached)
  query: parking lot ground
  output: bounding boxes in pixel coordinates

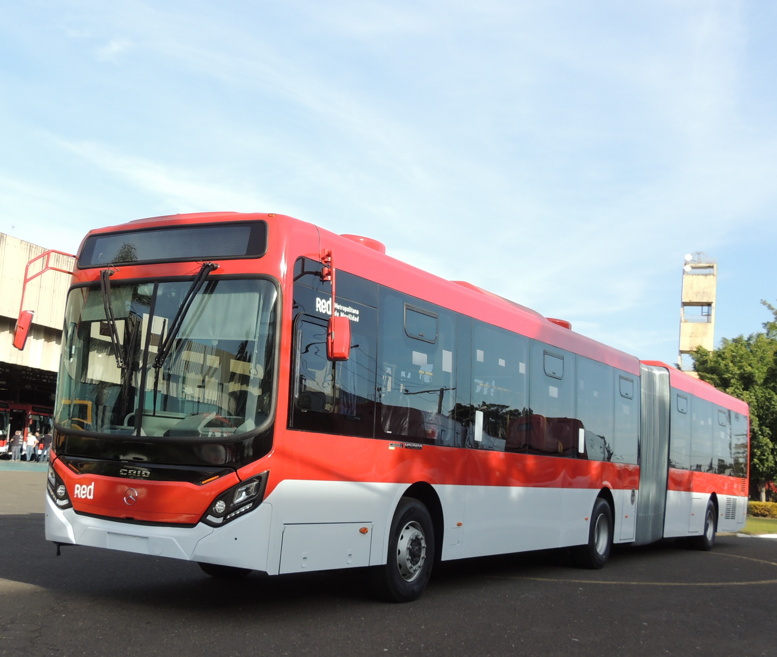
[0,460,49,474]
[1,472,775,657]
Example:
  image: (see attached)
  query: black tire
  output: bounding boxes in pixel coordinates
[573,497,613,569]
[371,497,435,603]
[198,562,252,579]
[691,500,716,551]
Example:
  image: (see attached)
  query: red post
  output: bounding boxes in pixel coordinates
[18,250,76,319]
[14,250,76,351]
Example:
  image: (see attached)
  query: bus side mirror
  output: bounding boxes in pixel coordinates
[13,310,34,351]
[327,316,351,361]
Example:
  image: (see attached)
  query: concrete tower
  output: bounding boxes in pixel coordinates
[678,252,717,374]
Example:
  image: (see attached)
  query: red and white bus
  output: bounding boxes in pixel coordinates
[0,401,53,459]
[0,403,9,456]
[36,212,749,602]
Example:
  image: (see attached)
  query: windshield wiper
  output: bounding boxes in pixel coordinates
[100,269,126,370]
[153,262,219,371]
[150,262,218,419]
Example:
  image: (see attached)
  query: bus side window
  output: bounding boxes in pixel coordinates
[613,373,639,464]
[669,391,691,470]
[731,412,748,478]
[715,408,733,475]
[690,396,713,472]
[471,322,528,452]
[294,318,335,415]
[377,289,457,446]
[576,356,614,462]
[289,282,378,438]
[528,342,576,457]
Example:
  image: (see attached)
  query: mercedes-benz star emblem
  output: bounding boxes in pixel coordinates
[124,488,138,506]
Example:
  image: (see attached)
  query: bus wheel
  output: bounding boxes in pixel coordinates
[691,500,716,551]
[372,497,435,603]
[573,497,613,569]
[198,562,252,579]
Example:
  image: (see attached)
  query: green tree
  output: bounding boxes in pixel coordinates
[693,301,777,501]
[114,242,138,264]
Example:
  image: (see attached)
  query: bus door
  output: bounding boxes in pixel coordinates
[10,408,29,440]
[0,407,9,451]
[634,364,670,545]
[28,412,52,436]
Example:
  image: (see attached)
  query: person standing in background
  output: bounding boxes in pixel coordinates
[24,431,38,461]
[41,432,53,462]
[10,430,22,461]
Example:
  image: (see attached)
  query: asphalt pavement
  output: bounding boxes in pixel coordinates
[1,471,775,657]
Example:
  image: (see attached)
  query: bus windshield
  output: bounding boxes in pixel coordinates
[56,278,278,439]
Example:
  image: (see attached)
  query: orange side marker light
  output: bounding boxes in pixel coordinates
[359,527,369,534]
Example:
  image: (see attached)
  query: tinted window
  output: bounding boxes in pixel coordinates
[714,408,733,475]
[472,322,528,452]
[529,342,576,456]
[576,356,614,462]
[79,222,267,267]
[293,258,378,307]
[293,318,334,414]
[289,284,377,438]
[669,390,691,469]
[619,376,634,400]
[454,315,473,449]
[613,373,639,464]
[378,290,456,446]
[690,396,713,472]
[544,353,564,379]
[405,306,438,343]
[731,411,748,478]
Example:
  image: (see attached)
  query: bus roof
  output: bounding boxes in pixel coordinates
[641,361,748,414]
[85,212,732,382]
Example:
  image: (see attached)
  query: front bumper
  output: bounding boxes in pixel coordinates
[45,493,273,572]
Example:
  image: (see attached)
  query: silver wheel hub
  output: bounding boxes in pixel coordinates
[705,509,714,541]
[396,520,427,582]
[594,514,609,555]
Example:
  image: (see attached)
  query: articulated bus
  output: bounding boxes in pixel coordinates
[37,212,749,602]
[0,401,53,458]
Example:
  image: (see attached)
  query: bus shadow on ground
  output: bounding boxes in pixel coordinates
[1,512,730,614]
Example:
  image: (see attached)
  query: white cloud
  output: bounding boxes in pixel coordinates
[60,140,278,214]
[96,38,132,62]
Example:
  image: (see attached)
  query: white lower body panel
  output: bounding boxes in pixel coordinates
[663,490,747,538]
[45,494,274,572]
[45,479,634,576]
[263,480,632,573]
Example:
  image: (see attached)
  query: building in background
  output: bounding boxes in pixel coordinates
[678,252,717,375]
[0,233,72,409]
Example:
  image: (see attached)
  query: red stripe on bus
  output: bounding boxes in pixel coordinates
[667,468,746,496]
[53,458,240,525]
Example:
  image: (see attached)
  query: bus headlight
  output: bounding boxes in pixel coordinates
[203,471,269,527]
[47,465,72,509]
[233,480,259,506]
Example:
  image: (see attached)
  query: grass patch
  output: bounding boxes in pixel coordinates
[739,516,777,535]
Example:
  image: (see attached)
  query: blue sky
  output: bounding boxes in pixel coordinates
[1,1,775,366]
